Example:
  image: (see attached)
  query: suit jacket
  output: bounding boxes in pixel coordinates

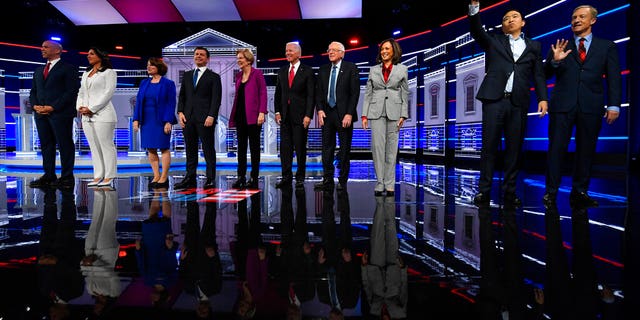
[133,76,177,125]
[76,68,118,123]
[469,13,547,107]
[29,59,79,119]
[229,67,268,127]
[362,63,409,121]
[315,60,360,122]
[178,68,222,123]
[544,35,622,114]
[274,63,315,124]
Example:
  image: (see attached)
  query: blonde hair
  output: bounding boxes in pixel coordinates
[236,48,255,64]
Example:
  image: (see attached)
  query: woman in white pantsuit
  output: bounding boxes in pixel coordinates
[362,38,409,197]
[77,47,118,188]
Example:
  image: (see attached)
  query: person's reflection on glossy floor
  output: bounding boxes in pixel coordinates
[361,195,407,319]
[543,205,620,319]
[179,200,221,319]
[134,188,179,308]
[38,188,84,319]
[81,187,121,318]
[477,205,529,319]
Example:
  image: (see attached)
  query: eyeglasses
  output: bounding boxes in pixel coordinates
[326,49,343,53]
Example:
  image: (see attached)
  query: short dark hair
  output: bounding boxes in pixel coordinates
[195,46,210,58]
[502,7,524,20]
[148,57,168,76]
[376,38,402,64]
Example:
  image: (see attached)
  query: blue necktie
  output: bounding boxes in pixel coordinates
[328,65,337,108]
[193,68,199,87]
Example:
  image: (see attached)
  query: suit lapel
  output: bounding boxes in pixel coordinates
[518,37,532,62]
[500,36,515,62]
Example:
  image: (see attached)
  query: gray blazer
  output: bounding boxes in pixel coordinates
[362,63,409,121]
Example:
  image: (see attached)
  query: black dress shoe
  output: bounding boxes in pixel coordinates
[503,192,522,208]
[232,177,246,189]
[314,178,334,190]
[276,179,291,189]
[203,179,216,189]
[153,180,169,189]
[570,191,598,208]
[175,176,197,189]
[543,192,557,208]
[29,175,57,188]
[51,176,75,189]
[246,178,259,189]
[336,181,347,191]
[295,180,305,189]
[473,192,490,207]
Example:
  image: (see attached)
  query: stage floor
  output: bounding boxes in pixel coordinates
[0,159,632,319]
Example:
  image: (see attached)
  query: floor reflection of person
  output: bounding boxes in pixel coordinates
[477,206,528,319]
[135,189,178,308]
[362,196,407,319]
[233,193,289,319]
[38,188,84,319]
[179,201,221,319]
[544,205,618,319]
[81,188,121,318]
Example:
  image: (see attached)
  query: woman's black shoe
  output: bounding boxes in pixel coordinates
[246,178,259,189]
[153,180,169,189]
[374,191,384,197]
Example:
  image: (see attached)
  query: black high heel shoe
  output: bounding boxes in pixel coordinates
[232,177,246,189]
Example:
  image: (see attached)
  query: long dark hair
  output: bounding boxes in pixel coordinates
[88,46,113,71]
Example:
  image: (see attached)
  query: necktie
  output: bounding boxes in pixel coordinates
[43,62,51,79]
[328,65,337,107]
[193,68,199,87]
[578,38,586,63]
[288,65,295,88]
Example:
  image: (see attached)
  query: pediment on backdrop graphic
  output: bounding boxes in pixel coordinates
[162,28,256,57]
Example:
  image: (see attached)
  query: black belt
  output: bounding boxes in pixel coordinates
[503,92,512,99]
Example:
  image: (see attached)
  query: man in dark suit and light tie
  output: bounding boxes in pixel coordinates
[314,41,360,191]
[176,46,222,190]
[469,1,548,208]
[274,42,315,189]
[29,40,79,189]
[543,5,622,208]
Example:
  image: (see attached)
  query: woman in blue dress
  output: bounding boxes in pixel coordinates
[133,58,177,189]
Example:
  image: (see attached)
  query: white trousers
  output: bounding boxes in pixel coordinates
[83,121,117,179]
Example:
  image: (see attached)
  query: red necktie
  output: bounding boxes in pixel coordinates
[288,65,295,87]
[578,38,586,63]
[43,62,51,79]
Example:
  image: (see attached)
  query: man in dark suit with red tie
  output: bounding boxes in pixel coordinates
[469,1,548,208]
[314,41,360,191]
[29,40,79,189]
[543,5,622,208]
[176,46,222,190]
[274,42,315,189]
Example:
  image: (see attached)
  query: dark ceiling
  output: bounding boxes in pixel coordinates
[3,0,502,61]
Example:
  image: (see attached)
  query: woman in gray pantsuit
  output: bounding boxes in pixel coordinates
[362,38,409,197]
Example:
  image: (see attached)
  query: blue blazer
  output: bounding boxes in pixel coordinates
[133,77,177,125]
[29,60,79,119]
[544,35,622,115]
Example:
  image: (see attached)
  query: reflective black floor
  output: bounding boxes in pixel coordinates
[0,161,630,319]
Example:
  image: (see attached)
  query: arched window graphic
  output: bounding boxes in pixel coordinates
[463,74,478,114]
[429,84,440,118]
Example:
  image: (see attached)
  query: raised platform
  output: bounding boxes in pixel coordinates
[0,151,322,172]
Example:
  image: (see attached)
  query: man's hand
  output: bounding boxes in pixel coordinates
[605,110,619,125]
[538,101,548,117]
[317,110,326,127]
[178,112,186,128]
[133,120,139,131]
[551,39,572,62]
[342,114,353,128]
[204,116,214,127]
[303,116,311,129]
[275,113,282,125]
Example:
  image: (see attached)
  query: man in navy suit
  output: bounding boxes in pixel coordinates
[543,5,622,208]
[176,46,222,190]
[29,40,79,189]
[314,41,360,191]
[274,42,315,189]
[469,1,548,208]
